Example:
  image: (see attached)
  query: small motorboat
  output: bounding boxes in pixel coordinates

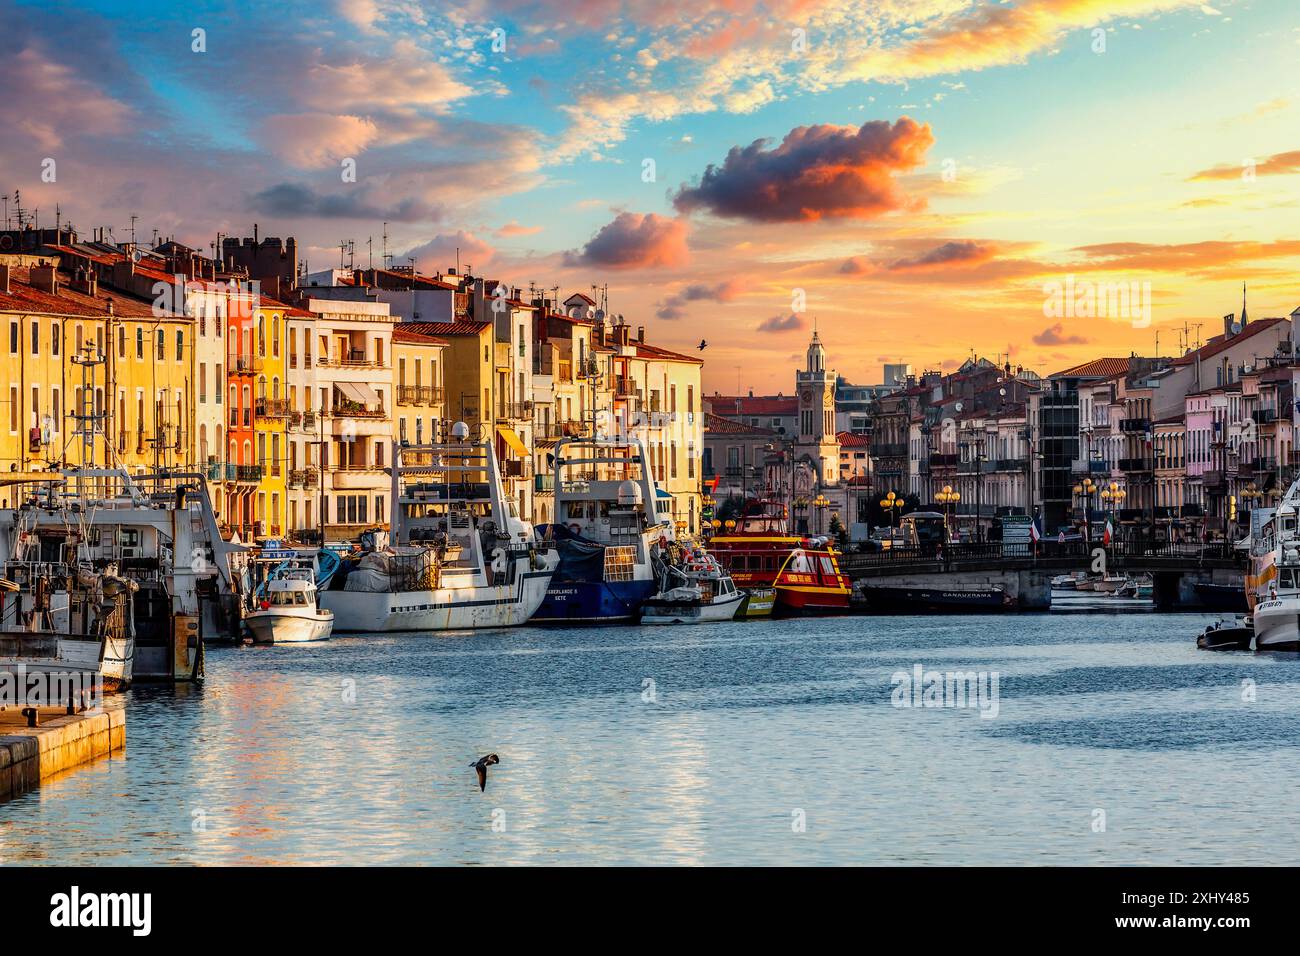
[1050,573,1080,591]
[641,552,746,624]
[1197,617,1254,651]
[246,569,333,644]
[1115,574,1153,599]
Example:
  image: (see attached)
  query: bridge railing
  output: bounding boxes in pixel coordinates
[838,538,1243,573]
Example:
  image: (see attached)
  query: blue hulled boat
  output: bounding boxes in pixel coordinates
[533,436,675,624]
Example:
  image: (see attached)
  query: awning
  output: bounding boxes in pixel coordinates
[336,381,380,404]
[496,425,529,459]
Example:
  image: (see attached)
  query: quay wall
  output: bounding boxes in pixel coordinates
[853,569,1054,609]
[0,700,126,801]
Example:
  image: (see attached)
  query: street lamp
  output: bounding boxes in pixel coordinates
[1072,477,1096,542]
[1100,480,1126,538]
[879,490,904,531]
[1240,483,1265,538]
[813,493,830,535]
[936,484,961,534]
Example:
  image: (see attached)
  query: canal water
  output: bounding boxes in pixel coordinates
[2,610,1298,865]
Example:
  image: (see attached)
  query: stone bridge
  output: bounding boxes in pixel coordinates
[837,541,1246,610]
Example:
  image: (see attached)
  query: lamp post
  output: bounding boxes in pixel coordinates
[880,490,904,531]
[1240,482,1264,539]
[936,484,960,534]
[813,493,829,535]
[1100,480,1126,539]
[1072,477,1096,542]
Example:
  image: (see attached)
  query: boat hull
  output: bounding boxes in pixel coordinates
[739,587,776,617]
[1194,582,1250,613]
[321,569,555,632]
[862,586,1013,613]
[1252,597,1300,651]
[774,585,851,616]
[246,611,333,644]
[532,579,658,624]
[640,591,745,625]
[1197,626,1254,651]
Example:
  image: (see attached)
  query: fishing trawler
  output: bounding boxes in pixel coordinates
[706,499,850,616]
[244,544,333,643]
[641,550,746,624]
[1246,479,1299,651]
[319,429,558,631]
[532,436,674,624]
[0,347,239,683]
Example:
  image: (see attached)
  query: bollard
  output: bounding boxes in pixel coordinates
[21,706,38,728]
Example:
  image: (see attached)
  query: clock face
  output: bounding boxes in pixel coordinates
[801,391,812,402]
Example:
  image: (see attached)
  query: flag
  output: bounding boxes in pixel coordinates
[1029,521,1040,543]
[1058,530,1065,544]
[1104,519,1113,545]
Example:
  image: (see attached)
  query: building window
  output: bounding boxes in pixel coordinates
[30,320,38,356]
[9,322,17,355]
[136,327,144,360]
[52,324,60,357]
[156,330,165,361]
[176,329,184,361]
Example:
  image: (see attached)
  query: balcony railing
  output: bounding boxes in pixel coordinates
[1252,408,1278,425]
[535,474,555,493]
[332,398,386,419]
[1119,417,1151,433]
[320,350,383,368]
[929,453,958,468]
[287,469,308,488]
[497,401,533,420]
[873,444,907,459]
[397,385,446,406]
[256,398,290,418]
[302,411,318,431]
[1118,457,1152,471]
[233,354,262,374]
[995,458,1028,471]
[500,459,531,479]
[1250,457,1278,473]
[236,464,264,482]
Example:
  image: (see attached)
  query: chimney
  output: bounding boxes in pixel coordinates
[1224,313,1236,338]
[617,325,630,346]
[0,263,9,295]
[637,325,645,343]
[30,263,59,294]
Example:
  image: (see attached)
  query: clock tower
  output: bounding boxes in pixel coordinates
[795,329,840,487]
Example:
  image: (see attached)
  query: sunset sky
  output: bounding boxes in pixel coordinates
[4,0,1299,392]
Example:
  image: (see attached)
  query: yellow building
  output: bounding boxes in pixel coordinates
[0,259,194,492]
[392,325,448,446]
[253,301,289,538]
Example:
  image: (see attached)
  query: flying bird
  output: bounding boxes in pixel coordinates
[470,753,499,792]
[698,339,708,351]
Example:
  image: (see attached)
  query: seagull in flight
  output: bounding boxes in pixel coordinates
[698,339,708,351]
[470,753,499,792]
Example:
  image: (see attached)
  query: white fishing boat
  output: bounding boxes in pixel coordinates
[1247,484,1299,650]
[641,550,745,624]
[319,427,558,632]
[246,569,333,644]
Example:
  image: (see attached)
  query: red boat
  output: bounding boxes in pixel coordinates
[707,500,850,616]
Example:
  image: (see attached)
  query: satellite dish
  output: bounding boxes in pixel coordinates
[955,402,964,412]
[450,421,469,440]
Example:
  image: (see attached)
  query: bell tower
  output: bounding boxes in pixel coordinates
[795,328,840,486]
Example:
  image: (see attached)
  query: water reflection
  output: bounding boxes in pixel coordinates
[1,613,1298,865]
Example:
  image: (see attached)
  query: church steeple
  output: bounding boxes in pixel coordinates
[806,327,825,373]
[1241,282,1248,326]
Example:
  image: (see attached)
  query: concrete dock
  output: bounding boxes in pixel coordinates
[0,700,126,801]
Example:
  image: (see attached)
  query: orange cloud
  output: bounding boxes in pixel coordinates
[1190,150,1300,181]
[673,117,934,222]
[565,212,690,270]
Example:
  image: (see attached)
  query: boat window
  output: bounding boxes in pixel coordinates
[1280,569,1295,590]
[819,556,835,576]
[294,592,308,605]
